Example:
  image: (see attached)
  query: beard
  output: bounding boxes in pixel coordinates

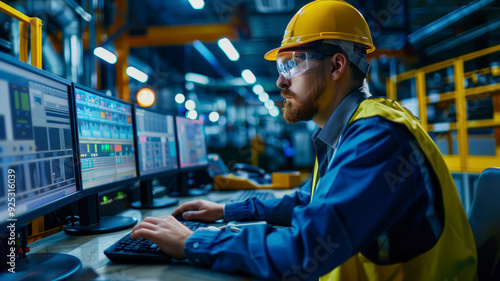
[281,66,327,124]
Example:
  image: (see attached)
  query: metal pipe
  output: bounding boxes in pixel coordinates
[408,0,495,46]
[425,18,500,57]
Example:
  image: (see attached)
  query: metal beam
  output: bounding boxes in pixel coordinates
[190,40,256,100]
[127,24,238,47]
[192,40,232,80]
[408,0,495,45]
[114,0,129,101]
[425,18,500,57]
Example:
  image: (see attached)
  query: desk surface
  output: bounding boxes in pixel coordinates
[29,189,297,280]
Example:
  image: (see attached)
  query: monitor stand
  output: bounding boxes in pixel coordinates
[63,194,137,236]
[1,225,81,280]
[131,180,179,209]
[3,253,81,281]
[169,173,209,197]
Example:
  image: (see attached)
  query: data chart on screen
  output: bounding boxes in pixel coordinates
[135,108,178,176]
[175,117,208,168]
[0,60,77,222]
[74,88,136,189]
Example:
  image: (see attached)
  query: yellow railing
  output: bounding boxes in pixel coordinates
[387,44,500,173]
[0,1,42,68]
[0,1,44,233]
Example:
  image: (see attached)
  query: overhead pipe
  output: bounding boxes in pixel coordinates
[425,18,500,57]
[408,0,495,46]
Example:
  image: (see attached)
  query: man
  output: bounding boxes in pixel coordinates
[131,1,477,280]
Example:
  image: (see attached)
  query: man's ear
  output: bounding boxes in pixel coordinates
[330,53,347,81]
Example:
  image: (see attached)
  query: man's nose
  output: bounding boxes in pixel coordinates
[276,74,290,89]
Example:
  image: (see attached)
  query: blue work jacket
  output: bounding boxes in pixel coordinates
[185,86,444,280]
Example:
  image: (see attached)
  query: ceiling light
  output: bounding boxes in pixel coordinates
[185,100,196,110]
[218,38,240,61]
[126,66,148,83]
[185,82,195,90]
[264,99,274,109]
[185,72,210,85]
[93,47,117,64]
[175,93,186,104]
[136,88,155,107]
[188,0,205,10]
[258,92,269,102]
[252,84,264,95]
[269,106,280,118]
[209,112,220,122]
[186,110,198,120]
[241,69,256,84]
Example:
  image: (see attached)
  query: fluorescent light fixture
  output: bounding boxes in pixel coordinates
[185,100,196,111]
[209,112,220,122]
[269,106,280,117]
[258,92,269,102]
[126,66,148,83]
[252,84,264,95]
[188,0,205,10]
[93,47,117,64]
[71,35,80,66]
[241,69,256,84]
[185,72,210,85]
[265,99,274,109]
[186,110,198,120]
[218,38,240,61]
[225,77,249,86]
[175,93,186,104]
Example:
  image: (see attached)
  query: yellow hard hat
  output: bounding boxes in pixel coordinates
[264,0,375,61]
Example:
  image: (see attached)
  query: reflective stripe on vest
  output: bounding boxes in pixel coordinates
[318,98,477,281]
[311,157,319,201]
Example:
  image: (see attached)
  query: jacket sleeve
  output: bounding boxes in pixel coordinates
[185,118,420,280]
[224,179,312,226]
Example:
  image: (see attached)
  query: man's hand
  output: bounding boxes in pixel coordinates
[131,216,192,260]
[172,199,224,222]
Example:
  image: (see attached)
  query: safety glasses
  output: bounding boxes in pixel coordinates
[276,51,323,80]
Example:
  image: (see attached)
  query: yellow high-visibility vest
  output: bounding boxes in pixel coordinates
[311,98,477,281]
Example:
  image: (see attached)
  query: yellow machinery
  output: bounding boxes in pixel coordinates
[387,44,500,173]
[213,171,302,190]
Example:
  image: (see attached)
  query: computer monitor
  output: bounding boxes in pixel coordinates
[172,116,208,196]
[64,84,138,235]
[176,116,208,170]
[0,55,81,279]
[131,106,179,208]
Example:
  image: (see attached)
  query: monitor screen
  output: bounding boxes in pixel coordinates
[0,59,78,225]
[134,107,178,176]
[175,116,208,168]
[74,87,137,190]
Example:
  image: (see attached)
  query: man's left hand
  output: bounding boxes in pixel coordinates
[131,216,193,260]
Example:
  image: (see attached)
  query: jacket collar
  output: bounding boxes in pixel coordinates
[311,83,372,148]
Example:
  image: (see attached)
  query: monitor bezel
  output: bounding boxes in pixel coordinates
[71,83,139,197]
[0,54,82,230]
[174,115,209,173]
[132,105,179,181]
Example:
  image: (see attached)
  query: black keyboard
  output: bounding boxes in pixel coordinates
[104,221,207,263]
[227,190,276,203]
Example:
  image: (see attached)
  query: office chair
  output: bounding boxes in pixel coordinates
[468,168,500,281]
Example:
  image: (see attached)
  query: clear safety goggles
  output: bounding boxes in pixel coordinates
[276,51,323,80]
